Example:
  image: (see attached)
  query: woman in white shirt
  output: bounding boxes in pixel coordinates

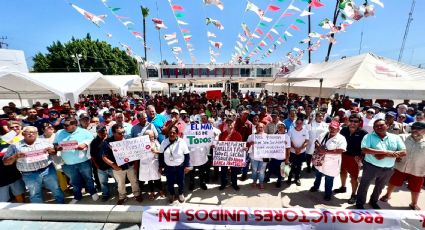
[309,121,347,201]
[305,113,328,172]
[159,126,191,203]
[139,130,164,200]
[246,123,268,190]
[287,117,309,186]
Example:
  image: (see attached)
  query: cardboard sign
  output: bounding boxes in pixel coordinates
[109,136,151,166]
[213,141,246,167]
[24,149,48,163]
[60,140,78,151]
[184,123,215,148]
[142,206,425,230]
[253,134,286,158]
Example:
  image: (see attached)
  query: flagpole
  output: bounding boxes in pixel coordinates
[156,1,163,62]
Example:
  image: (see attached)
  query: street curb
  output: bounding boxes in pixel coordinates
[0,202,143,223]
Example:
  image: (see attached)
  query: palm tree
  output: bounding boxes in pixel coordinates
[141,6,149,61]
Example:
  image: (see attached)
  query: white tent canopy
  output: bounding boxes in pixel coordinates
[0,71,61,102]
[100,75,140,95]
[27,72,117,104]
[129,80,168,93]
[281,53,425,99]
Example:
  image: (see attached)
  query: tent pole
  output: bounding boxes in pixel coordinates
[318,78,323,108]
[0,85,23,107]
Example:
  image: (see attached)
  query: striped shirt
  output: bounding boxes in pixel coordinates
[5,138,53,172]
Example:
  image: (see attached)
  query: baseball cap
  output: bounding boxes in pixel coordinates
[372,103,381,109]
[79,113,90,119]
[411,121,425,130]
[367,108,375,113]
[385,111,397,118]
[171,109,179,114]
[180,110,187,114]
[96,124,107,132]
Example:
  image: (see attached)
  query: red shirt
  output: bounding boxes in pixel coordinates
[219,130,242,142]
[259,113,272,125]
[163,119,186,137]
[233,118,252,141]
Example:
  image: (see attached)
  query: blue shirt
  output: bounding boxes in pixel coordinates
[284,118,295,131]
[361,132,406,168]
[148,114,167,143]
[54,127,94,165]
[108,122,133,139]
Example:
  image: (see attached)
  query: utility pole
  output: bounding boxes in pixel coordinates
[71,54,82,72]
[0,36,9,49]
[398,0,415,62]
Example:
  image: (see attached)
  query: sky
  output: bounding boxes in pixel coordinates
[1,0,425,68]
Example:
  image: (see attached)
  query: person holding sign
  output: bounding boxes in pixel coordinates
[218,117,243,191]
[139,130,165,201]
[287,117,309,186]
[54,117,97,204]
[159,126,191,204]
[101,124,142,205]
[246,123,268,190]
[3,126,64,204]
[264,122,291,188]
[309,121,347,201]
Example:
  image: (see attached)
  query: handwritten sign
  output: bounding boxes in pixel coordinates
[24,149,48,163]
[254,134,286,158]
[1,131,16,143]
[213,141,246,167]
[60,140,78,151]
[184,123,215,148]
[109,135,151,166]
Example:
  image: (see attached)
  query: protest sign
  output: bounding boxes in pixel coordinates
[24,149,48,163]
[184,123,214,148]
[213,141,246,167]
[1,131,16,143]
[142,206,425,230]
[109,135,151,166]
[254,134,286,158]
[59,140,78,151]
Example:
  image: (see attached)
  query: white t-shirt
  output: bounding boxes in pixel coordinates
[315,132,347,177]
[362,117,375,133]
[288,128,309,153]
[273,133,291,160]
[160,138,190,167]
[247,133,265,161]
[189,146,209,166]
[306,121,329,155]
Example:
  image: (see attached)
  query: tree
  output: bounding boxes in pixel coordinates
[141,6,150,61]
[32,34,138,75]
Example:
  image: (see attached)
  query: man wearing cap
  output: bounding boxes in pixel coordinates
[162,109,186,138]
[90,125,115,201]
[101,111,115,134]
[380,121,425,210]
[356,119,407,209]
[397,104,414,123]
[385,111,405,135]
[180,110,190,124]
[334,113,368,204]
[372,103,385,120]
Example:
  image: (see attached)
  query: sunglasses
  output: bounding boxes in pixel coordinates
[398,116,406,119]
[349,119,360,123]
[10,126,20,129]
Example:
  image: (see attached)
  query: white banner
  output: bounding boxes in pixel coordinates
[184,123,215,148]
[141,206,425,230]
[109,136,151,166]
[254,134,286,158]
[213,141,246,167]
[24,149,48,163]
[59,140,78,151]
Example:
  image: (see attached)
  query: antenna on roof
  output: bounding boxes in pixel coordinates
[398,0,415,62]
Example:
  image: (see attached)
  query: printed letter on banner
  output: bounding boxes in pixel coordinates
[24,149,48,163]
[183,123,214,148]
[60,140,78,151]
[254,134,286,158]
[109,135,151,166]
[213,141,246,167]
[141,206,419,229]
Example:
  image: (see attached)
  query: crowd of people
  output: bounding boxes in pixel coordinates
[0,91,424,210]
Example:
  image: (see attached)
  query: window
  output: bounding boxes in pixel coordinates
[147,69,158,78]
[257,68,271,77]
[210,83,223,88]
[216,68,223,75]
[240,68,251,77]
[256,83,266,88]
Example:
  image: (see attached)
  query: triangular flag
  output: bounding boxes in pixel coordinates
[262,17,273,23]
[270,28,279,35]
[184,35,192,41]
[288,4,301,12]
[290,24,300,30]
[309,32,321,38]
[259,41,267,47]
[241,23,252,37]
[175,13,185,18]
[309,0,325,8]
[110,7,121,12]
[281,12,293,17]
[293,47,302,52]
[203,0,224,10]
[276,40,281,45]
[259,22,268,28]
[152,18,167,29]
[206,17,224,30]
[300,10,314,17]
[296,19,305,24]
[207,31,216,38]
[177,20,188,25]
[268,5,280,11]
[237,41,243,49]
[172,5,184,11]
[252,33,260,39]
[267,33,274,41]
[132,32,142,39]
[255,28,264,35]
[284,31,292,36]
[164,32,177,40]
[167,39,178,45]
[370,0,384,8]
[123,21,134,27]
[238,34,247,42]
